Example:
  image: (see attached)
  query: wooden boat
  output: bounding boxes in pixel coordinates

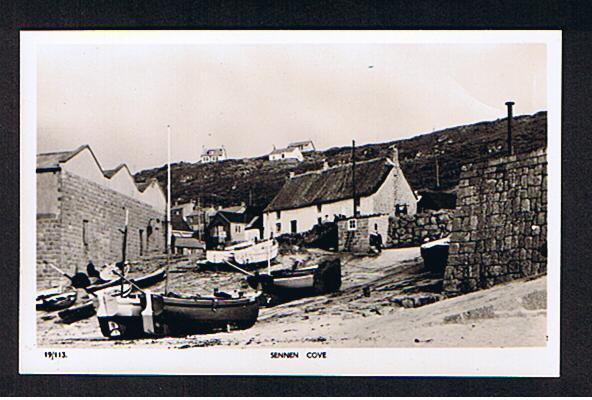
[246,258,341,303]
[206,239,278,266]
[36,289,77,311]
[85,266,165,293]
[57,268,167,324]
[420,237,450,274]
[96,290,260,339]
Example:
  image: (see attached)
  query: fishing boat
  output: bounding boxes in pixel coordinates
[420,236,450,274]
[57,267,167,324]
[246,258,341,303]
[96,289,261,339]
[36,288,77,311]
[205,239,278,266]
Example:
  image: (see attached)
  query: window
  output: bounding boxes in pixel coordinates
[348,219,357,231]
[276,210,281,219]
[317,204,322,213]
[276,222,281,233]
[395,204,408,216]
[317,217,322,225]
[290,220,297,234]
[82,219,89,246]
[139,229,144,256]
[235,225,241,233]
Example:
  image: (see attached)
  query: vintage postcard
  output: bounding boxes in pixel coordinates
[20,30,561,376]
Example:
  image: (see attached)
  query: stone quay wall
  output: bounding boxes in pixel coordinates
[443,148,547,295]
[37,170,166,278]
[387,211,452,248]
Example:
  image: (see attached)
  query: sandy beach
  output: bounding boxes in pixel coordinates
[37,246,547,349]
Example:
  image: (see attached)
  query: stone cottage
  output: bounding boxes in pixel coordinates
[263,147,417,237]
[36,145,167,275]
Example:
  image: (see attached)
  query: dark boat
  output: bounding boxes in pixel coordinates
[420,237,450,274]
[96,291,261,339]
[246,258,341,304]
[85,267,166,293]
[36,289,77,311]
[57,268,167,324]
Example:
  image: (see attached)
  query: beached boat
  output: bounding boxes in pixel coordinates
[96,290,260,339]
[57,267,167,324]
[420,236,450,274]
[36,288,77,311]
[206,239,278,266]
[246,258,341,303]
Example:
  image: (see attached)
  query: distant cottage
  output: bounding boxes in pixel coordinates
[268,146,304,162]
[287,140,315,153]
[207,205,262,247]
[36,145,167,274]
[263,147,417,237]
[201,147,227,163]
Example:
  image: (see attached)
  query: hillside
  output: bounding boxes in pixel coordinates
[134,111,547,209]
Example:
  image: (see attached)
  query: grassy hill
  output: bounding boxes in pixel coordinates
[134,111,547,209]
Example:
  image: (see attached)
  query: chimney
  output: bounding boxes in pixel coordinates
[323,160,329,170]
[505,101,515,155]
[390,146,399,165]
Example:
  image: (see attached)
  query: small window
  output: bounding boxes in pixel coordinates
[395,204,408,216]
[317,217,322,225]
[290,220,297,234]
[276,222,281,233]
[235,225,241,233]
[317,204,322,213]
[348,219,357,231]
[82,219,89,246]
[276,210,281,219]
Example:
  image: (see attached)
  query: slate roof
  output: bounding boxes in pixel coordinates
[265,157,394,212]
[36,145,91,170]
[174,237,205,249]
[103,164,129,178]
[270,147,299,156]
[171,214,192,231]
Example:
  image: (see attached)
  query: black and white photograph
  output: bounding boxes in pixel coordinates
[20,30,561,376]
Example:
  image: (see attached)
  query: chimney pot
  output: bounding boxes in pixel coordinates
[390,146,399,164]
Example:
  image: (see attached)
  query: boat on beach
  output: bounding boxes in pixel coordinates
[96,290,261,339]
[205,239,278,266]
[56,267,167,324]
[246,258,342,304]
[36,288,78,311]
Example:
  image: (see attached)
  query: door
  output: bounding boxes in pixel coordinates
[290,220,298,234]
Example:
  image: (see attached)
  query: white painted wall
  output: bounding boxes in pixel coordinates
[269,148,304,162]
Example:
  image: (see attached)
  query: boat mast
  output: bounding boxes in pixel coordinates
[164,124,172,295]
[121,207,129,296]
[352,139,357,217]
[267,214,271,275]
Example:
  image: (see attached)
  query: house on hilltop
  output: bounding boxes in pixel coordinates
[268,146,304,162]
[36,145,167,274]
[263,147,417,237]
[201,146,227,163]
[288,140,315,153]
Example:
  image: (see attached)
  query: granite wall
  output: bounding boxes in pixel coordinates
[388,211,452,248]
[443,148,547,295]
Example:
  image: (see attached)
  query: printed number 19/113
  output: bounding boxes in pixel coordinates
[44,351,67,360]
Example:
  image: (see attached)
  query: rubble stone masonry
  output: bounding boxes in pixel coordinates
[37,170,166,278]
[387,211,451,248]
[443,148,547,295]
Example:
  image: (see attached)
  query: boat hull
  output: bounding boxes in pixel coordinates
[36,291,77,311]
[205,240,278,266]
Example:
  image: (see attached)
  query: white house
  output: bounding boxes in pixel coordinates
[268,146,304,162]
[263,146,417,237]
[201,147,227,163]
[288,140,315,153]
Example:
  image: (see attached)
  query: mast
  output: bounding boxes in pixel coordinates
[164,124,172,294]
[352,139,357,217]
[266,214,271,275]
[121,207,129,295]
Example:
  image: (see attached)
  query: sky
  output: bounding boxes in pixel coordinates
[37,42,547,173]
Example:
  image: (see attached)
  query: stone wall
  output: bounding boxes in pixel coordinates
[37,170,166,277]
[443,148,547,295]
[387,210,452,247]
[337,214,389,254]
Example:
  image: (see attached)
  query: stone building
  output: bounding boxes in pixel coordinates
[200,147,227,163]
[263,147,417,237]
[287,140,316,153]
[443,148,547,295]
[36,145,166,275]
[207,205,262,247]
[337,214,389,254]
[268,146,304,162]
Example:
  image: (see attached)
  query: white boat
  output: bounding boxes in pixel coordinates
[206,239,278,266]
